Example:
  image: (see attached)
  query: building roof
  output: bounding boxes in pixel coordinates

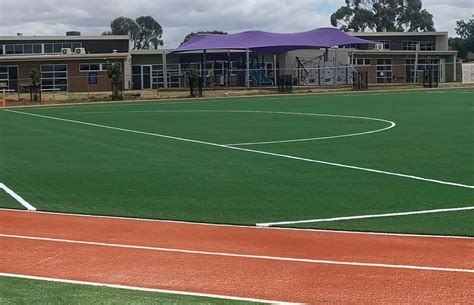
[0,53,129,62]
[353,50,457,55]
[174,27,374,53]
[0,35,130,41]
[349,31,448,37]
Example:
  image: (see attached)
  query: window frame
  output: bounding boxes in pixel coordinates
[376,58,392,84]
[41,64,68,92]
[79,63,119,72]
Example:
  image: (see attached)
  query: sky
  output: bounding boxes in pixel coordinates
[0,0,472,48]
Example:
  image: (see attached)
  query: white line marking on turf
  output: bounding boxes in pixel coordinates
[5,109,474,189]
[257,206,474,227]
[1,234,473,273]
[0,273,294,304]
[62,110,396,146]
[2,208,473,240]
[0,183,36,211]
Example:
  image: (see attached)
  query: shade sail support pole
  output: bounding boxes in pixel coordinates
[273,54,277,86]
[203,49,207,87]
[246,49,250,88]
[163,51,168,89]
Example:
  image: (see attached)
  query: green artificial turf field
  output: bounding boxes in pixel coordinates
[0,276,256,304]
[1,89,473,235]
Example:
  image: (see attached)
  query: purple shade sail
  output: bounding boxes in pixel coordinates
[174,27,374,53]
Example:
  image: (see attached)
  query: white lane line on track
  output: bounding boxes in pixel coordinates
[4,109,473,189]
[0,273,296,304]
[1,234,473,274]
[257,206,474,227]
[2,208,473,240]
[61,110,396,147]
[0,183,36,211]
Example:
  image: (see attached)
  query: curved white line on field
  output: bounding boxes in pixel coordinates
[222,111,396,146]
[64,110,397,146]
[6,109,473,189]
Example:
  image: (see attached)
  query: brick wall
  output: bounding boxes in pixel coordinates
[6,59,124,92]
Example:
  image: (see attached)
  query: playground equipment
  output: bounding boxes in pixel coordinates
[295,55,356,86]
[250,69,273,86]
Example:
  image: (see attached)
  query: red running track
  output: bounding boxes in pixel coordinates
[0,209,473,304]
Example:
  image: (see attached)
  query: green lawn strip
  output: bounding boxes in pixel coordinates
[0,276,257,305]
[286,210,474,237]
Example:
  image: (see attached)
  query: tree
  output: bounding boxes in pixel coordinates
[103,16,163,49]
[330,0,435,32]
[30,68,41,102]
[181,31,228,46]
[107,64,123,101]
[456,19,474,40]
[449,19,474,59]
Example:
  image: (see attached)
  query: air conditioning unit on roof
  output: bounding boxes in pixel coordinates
[61,48,72,55]
[75,48,86,55]
[375,43,384,51]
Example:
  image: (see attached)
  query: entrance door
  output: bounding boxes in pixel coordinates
[142,65,152,89]
[132,66,142,90]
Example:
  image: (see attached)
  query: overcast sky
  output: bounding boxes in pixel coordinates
[0,0,472,47]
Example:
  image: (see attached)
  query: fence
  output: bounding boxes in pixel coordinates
[0,61,463,103]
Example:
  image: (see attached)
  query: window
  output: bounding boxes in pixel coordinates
[33,44,42,53]
[353,58,370,66]
[44,44,53,53]
[0,66,8,81]
[376,58,392,84]
[402,41,416,51]
[419,41,435,51]
[50,42,82,53]
[79,63,117,72]
[54,43,63,53]
[132,64,181,89]
[1,44,46,55]
[402,40,435,51]
[24,44,33,54]
[5,45,14,54]
[405,58,440,83]
[72,42,81,51]
[41,64,68,91]
[0,65,18,91]
[14,44,23,54]
[90,64,100,71]
[376,40,391,50]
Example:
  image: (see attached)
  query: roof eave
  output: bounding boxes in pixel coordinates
[0,53,130,62]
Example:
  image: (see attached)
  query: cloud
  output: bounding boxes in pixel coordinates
[0,0,470,48]
[423,0,473,34]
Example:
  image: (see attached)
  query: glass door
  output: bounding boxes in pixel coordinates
[142,65,152,89]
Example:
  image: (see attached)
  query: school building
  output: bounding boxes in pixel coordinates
[0,30,459,93]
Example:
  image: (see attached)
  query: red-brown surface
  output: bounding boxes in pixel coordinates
[1,209,473,304]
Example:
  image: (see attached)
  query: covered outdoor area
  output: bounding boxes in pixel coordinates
[173,27,374,88]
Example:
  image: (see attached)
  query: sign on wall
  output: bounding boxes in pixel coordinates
[88,72,98,85]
